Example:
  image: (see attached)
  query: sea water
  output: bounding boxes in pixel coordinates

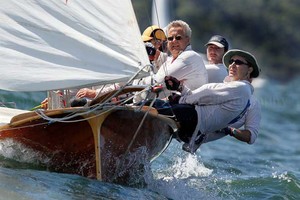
[0,77,299,200]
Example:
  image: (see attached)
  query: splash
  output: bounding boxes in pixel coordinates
[148,153,218,200]
[272,171,292,183]
[0,139,50,165]
[165,154,213,180]
[107,146,154,187]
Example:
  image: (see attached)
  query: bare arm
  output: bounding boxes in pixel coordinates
[229,128,251,143]
[76,88,97,99]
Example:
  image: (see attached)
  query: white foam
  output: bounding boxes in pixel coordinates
[0,139,49,164]
[148,153,218,200]
[170,154,213,180]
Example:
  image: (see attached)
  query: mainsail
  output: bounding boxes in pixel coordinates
[0,0,150,92]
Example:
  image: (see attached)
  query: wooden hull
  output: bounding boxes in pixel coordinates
[0,106,177,185]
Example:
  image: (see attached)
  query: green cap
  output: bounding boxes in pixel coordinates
[223,49,261,78]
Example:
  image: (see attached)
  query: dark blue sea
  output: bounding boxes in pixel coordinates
[0,77,299,200]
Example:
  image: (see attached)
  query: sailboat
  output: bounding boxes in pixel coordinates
[0,0,178,185]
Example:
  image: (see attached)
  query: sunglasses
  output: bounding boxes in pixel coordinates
[229,59,249,66]
[167,35,183,41]
[151,39,162,43]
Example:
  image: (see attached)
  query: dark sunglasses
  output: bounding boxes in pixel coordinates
[229,59,248,66]
[167,35,183,41]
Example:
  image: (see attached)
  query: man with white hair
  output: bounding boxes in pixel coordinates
[133,20,208,102]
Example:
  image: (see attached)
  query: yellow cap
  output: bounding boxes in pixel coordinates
[141,25,166,42]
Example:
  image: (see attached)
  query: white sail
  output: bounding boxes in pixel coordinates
[0,0,150,92]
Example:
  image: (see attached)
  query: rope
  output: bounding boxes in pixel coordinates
[125,96,157,154]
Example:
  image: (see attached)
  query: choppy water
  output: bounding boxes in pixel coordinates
[0,78,300,200]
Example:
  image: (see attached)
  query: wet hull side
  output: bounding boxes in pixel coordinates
[0,107,176,184]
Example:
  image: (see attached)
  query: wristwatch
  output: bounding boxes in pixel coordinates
[178,82,183,92]
[231,128,238,137]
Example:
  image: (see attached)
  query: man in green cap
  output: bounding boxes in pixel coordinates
[161,49,261,153]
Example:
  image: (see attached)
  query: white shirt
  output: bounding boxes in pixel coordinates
[231,95,261,144]
[152,52,168,73]
[204,95,261,144]
[203,71,261,144]
[205,63,228,83]
[133,45,208,102]
[179,80,253,134]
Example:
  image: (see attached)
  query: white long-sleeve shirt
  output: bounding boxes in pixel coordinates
[179,80,253,134]
[205,63,228,83]
[230,95,261,143]
[203,67,261,144]
[154,45,208,90]
[204,95,261,144]
[133,45,208,102]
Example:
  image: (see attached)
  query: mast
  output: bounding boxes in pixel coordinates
[151,0,170,29]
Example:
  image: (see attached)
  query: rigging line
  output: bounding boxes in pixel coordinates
[92,63,153,106]
[33,88,149,124]
[33,64,153,123]
[33,87,152,124]
[108,87,149,107]
[151,0,170,79]
[34,105,111,124]
[33,99,109,123]
[150,0,179,121]
[137,0,170,88]
[125,96,158,155]
[34,87,150,124]
[34,107,94,123]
